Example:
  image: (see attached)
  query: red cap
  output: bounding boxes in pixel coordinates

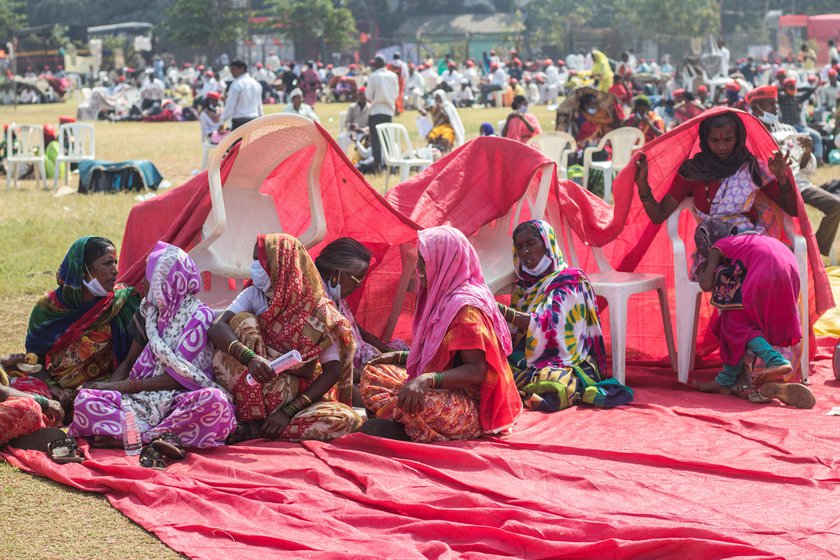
[466,60,474,67]
[510,78,518,84]
[807,74,817,83]
[783,77,797,87]
[829,69,838,78]
[206,91,222,101]
[776,69,787,78]
[557,60,565,66]
[725,81,741,93]
[697,85,708,93]
[358,86,366,94]
[673,88,686,98]
[745,85,778,105]
[58,116,75,125]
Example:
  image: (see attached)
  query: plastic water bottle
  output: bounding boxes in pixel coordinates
[245,350,303,386]
[121,409,142,456]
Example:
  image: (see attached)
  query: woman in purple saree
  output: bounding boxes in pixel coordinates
[69,242,236,449]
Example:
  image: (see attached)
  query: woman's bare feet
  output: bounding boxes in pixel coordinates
[753,363,793,386]
[693,380,732,394]
[91,435,123,448]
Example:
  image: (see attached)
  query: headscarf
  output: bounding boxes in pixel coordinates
[511,221,607,373]
[678,111,763,185]
[407,226,512,380]
[26,237,140,369]
[257,234,355,405]
[479,122,495,136]
[130,242,226,395]
[288,87,303,100]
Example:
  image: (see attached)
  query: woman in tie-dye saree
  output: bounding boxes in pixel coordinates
[498,220,633,412]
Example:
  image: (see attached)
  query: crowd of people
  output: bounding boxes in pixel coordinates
[2,39,838,463]
[2,99,830,461]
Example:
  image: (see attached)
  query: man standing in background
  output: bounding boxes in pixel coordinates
[222,60,264,130]
[366,55,398,172]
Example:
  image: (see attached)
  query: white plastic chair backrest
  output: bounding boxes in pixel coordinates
[377,123,413,165]
[338,111,347,133]
[555,208,612,273]
[8,124,44,159]
[193,114,328,278]
[528,132,575,169]
[598,127,645,168]
[667,199,697,284]
[471,162,555,293]
[57,123,95,159]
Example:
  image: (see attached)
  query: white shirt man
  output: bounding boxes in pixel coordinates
[222,61,264,129]
[365,56,399,169]
[198,74,221,98]
[140,73,165,101]
[265,51,281,73]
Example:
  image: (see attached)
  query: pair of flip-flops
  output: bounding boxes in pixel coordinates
[47,436,85,464]
[139,432,186,470]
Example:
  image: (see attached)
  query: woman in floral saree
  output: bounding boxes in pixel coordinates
[210,234,361,442]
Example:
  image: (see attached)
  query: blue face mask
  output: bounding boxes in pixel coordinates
[250,260,272,295]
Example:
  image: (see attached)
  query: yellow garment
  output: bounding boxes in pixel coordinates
[590,50,614,92]
[814,265,840,337]
[428,124,455,151]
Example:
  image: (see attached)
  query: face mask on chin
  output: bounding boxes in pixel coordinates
[521,254,552,277]
[325,276,342,301]
[586,107,598,115]
[83,265,110,297]
[758,111,779,125]
[250,260,272,295]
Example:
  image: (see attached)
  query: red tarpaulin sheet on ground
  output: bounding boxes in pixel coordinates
[5,342,840,559]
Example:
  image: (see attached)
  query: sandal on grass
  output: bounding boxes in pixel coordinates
[151,431,186,460]
[139,446,166,470]
[47,437,85,464]
[758,382,816,409]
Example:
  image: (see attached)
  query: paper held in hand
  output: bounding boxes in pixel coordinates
[246,350,303,386]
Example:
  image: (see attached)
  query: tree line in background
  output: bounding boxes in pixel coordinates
[1,0,839,59]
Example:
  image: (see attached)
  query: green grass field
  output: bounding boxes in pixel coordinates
[0,98,837,560]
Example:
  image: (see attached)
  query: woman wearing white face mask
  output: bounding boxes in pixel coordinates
[24,237,141,412]
[208,234,362,443]
[313,238,407,406]
[502,95,542,143]
[496,221,633,413]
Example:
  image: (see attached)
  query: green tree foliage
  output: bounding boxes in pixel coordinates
[524,0,593,47]
[615,0,720,38]
[0,0,26,38]
[269,0,358,53]
[162,0,245,51]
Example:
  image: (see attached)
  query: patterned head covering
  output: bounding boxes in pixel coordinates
[512,219,568,284]
[256,234,355,405]
[408,226,512,380]
[131,242,220,392]
[26,237,139,370]
[511,221,606,372]
[145,241,202,328]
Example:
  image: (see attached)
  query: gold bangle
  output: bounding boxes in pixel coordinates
[227,340,240,356]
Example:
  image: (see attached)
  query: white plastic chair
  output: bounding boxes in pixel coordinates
[381,162,554,341]
[189,114,328,311]
[54,123,95,189]
[528,132,576,179]
[6,124,47,190]
[555,211,677,384]
[376,123,432,190]
[200,139,214,171]
[472,162,554,294]
[667,199,809,383]
[582,127,645,204]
